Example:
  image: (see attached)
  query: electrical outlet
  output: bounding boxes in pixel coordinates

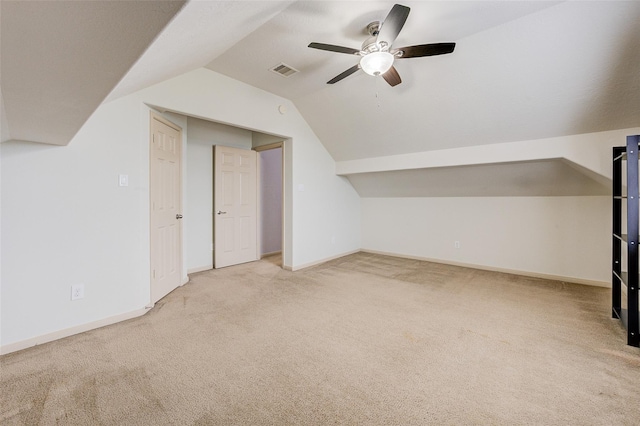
[71,284,84,301]
[454,241,461,249]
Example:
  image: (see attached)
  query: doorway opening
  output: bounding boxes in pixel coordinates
[148,111,289,273]
[255,142,283,267]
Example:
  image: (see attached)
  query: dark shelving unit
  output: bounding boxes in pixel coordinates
[612,135,640,347]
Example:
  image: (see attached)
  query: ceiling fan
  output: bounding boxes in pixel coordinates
[308,4,455,87]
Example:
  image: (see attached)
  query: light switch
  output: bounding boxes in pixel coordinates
[298,184,305,192]
[119,174,129,187]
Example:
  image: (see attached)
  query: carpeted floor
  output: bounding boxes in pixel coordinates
[1,252,639,425]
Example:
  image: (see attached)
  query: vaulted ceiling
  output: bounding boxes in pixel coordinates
[206,1,640,162]
[2,1,639,195]
[0,0,187,145]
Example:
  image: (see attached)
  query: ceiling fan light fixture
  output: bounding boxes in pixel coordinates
[308,4,455,86]
[360,51,394,76]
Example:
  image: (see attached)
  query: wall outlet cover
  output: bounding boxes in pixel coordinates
[71,284,85,300]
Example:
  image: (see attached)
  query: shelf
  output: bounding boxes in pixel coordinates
[613,307,640,330]
[621,272,632,288]
[614,233,628,242]
[614,307,629,328]
[613,270,630,287]
[612,136,640,347]
[613,233,640,243]
[613,152,640,162]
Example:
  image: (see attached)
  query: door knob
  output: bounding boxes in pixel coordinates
[217,210,227,215]
[176,214,183,219]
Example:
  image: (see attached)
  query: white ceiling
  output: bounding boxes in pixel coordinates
[347,159,610,197]
[2,1,639,196]
[104,0,295,103]
[0,0,186,145]
[207,1,561,102]
[206,1,640,162]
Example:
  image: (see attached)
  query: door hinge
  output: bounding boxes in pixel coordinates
[153,269,156,279]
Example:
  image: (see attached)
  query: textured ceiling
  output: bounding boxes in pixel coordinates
[2,1,639,196]
[207,1,560,102]
[0,0,186,145]
[207,1,640,162]
[105,0,294,103]
[346,159,610,197]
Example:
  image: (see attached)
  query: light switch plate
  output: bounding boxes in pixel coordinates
[119,174,129,187]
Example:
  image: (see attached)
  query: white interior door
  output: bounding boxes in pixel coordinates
[150,113,182,303]
[214,145,258,268]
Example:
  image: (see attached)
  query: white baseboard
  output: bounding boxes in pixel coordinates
[0,307,150,356]
[2,250,605,356]
[288,249,360,271]
[187,265,212,275]
[361,249,610,288]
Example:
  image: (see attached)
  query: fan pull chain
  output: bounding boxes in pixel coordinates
[375,75,381,109]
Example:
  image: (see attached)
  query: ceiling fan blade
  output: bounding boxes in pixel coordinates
[377,4,410,47]
[308,42,360,55]
[395,43,456,59]
[382,66,402,87]
[327,64,361,84]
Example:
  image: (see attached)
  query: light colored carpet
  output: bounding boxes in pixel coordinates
[1,252,639,425]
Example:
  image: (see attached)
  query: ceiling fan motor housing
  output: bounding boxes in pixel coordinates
[366,21,381,36]
[362,21,389,53]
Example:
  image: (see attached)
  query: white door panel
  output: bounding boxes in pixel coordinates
[214,145,257,268]
[150,114,182,303]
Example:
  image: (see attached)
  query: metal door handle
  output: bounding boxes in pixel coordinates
[217,210,227,215]
[176,214,183,219]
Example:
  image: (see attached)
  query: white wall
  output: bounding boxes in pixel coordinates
[362,196,610,285]
[141,68,361,268]
[1,89,10,143]
[252,132,284,148]
[1,98,153,348]
[185,117,252,272]
[188,117,252,150]
[353,129,640,286]
[259,148,282,256]
[337,128,640,181]
[1,68,362,351]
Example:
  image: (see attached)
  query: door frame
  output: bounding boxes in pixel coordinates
[254,142,284,264]
[149,111,183,304]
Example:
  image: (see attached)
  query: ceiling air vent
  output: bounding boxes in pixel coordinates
[270,63,299,78]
